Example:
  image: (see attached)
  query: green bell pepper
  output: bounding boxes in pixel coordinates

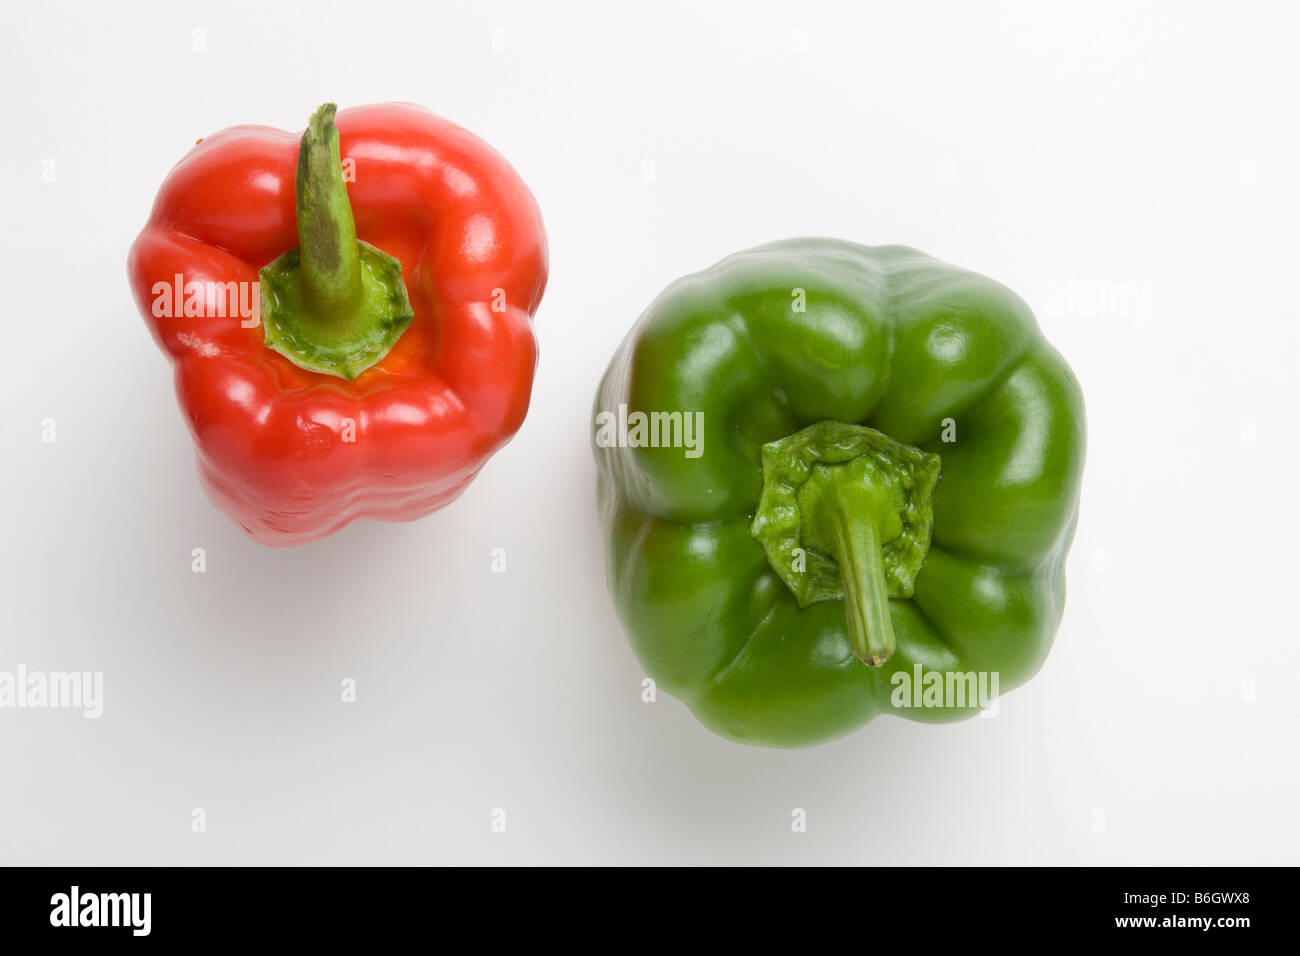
[593,239,1085,748]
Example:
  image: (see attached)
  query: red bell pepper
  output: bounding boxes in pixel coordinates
[128,103,547,546]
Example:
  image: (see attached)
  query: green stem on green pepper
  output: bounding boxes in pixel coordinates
[750,420,942,669]
[821,487,896,666]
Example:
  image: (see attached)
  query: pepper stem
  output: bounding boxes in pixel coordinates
[257,104,414,380]
[295,103,362,315]
[749,421,941,670]
[821,488,896,666]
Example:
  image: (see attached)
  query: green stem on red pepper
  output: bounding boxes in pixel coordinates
[295,103,362,316]
[258,103,414,380]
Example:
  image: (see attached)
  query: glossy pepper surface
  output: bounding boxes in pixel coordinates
[128,103,547,545]
[594,239,1085,747]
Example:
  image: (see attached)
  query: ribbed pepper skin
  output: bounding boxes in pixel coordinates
[594,239,1085,747]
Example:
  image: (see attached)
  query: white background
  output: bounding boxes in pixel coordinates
[2,0,1297,865]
